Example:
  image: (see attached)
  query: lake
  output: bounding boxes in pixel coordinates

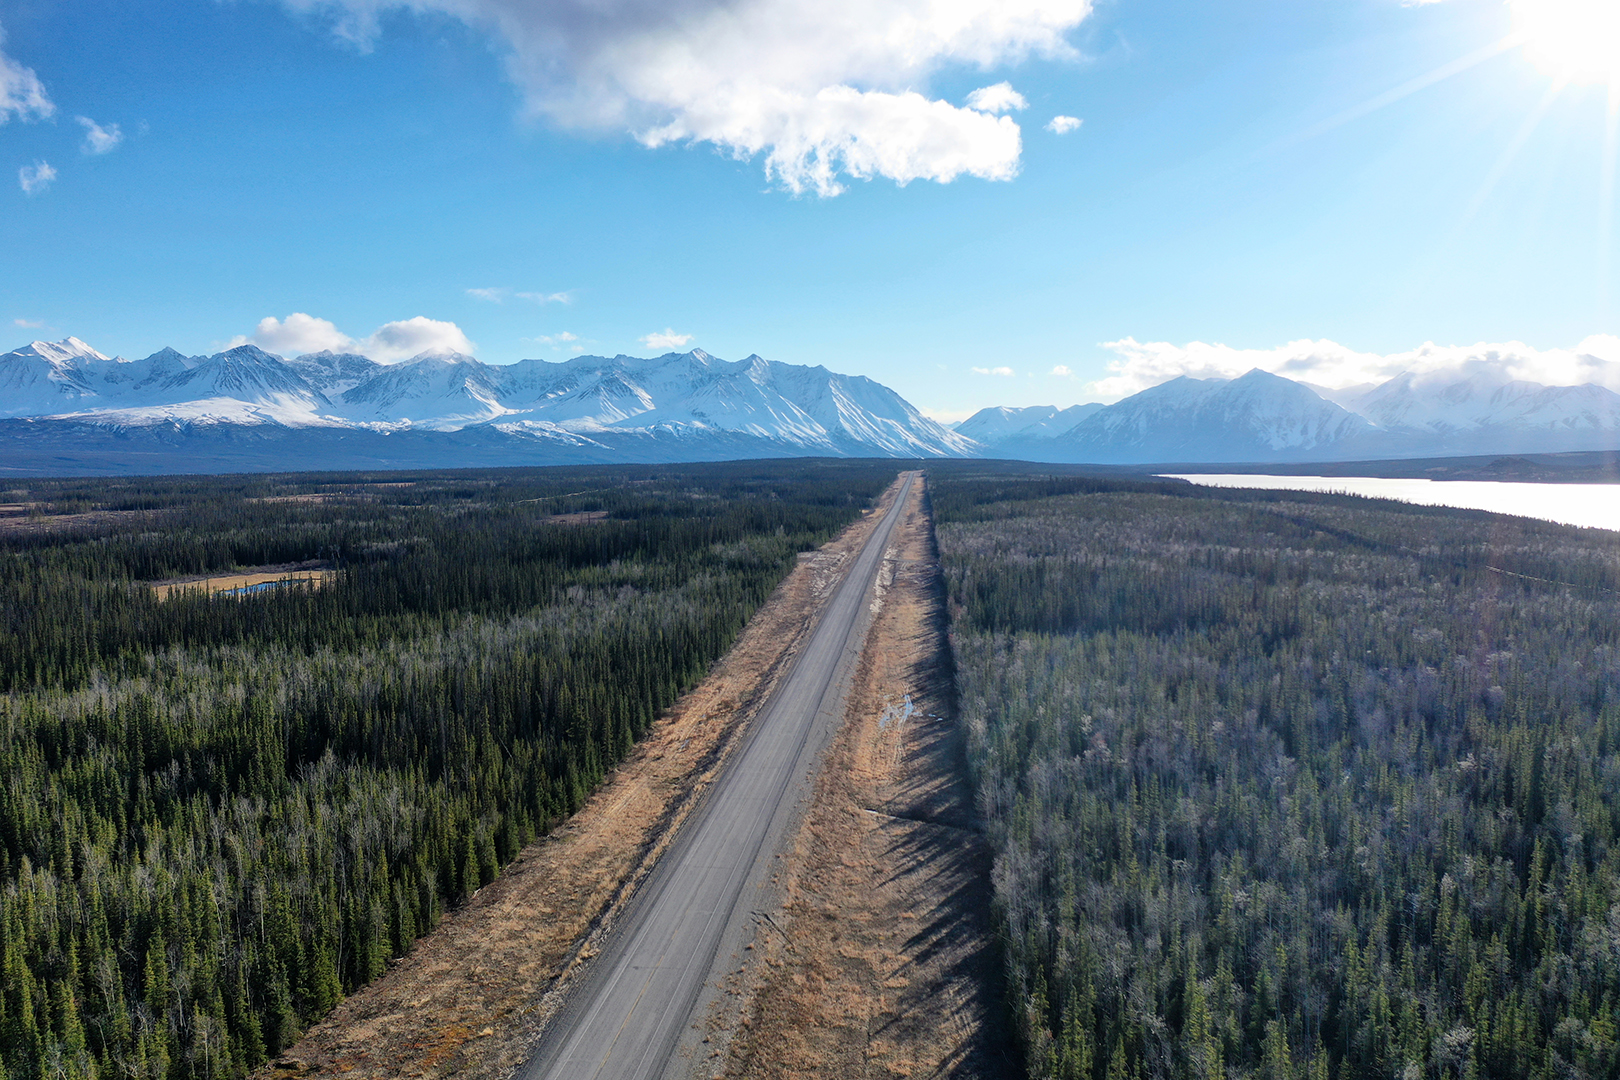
[1160,474,1620,532]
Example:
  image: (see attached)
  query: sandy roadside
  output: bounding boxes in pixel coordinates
[260,475,908,1080]
[713,475,1006,1080]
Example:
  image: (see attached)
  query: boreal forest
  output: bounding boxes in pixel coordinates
[0,461,892,1079]
[934,472,1620,1080]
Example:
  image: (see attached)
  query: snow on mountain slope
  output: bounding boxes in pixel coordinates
[1345,368,1620,444]
[0,339,108,416]
[0,339,972,460]
[12,338,111,366]
[956,403,1104,445]
[155,346,328,409]
[338,353,506,428]
[283,352,382,397]
[1059,369,1379,463]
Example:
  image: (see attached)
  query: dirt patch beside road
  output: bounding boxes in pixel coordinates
[259,479,906,1080]
[717,475,1006,1080]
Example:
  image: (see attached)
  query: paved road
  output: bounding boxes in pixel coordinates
[519,472,916,1080]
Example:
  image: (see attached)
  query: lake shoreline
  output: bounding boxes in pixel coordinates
[1163,473,1620,532]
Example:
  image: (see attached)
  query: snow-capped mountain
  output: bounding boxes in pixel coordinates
[955,403,1105,446]
[0,337,113,415]
[1052,369,1379,463]
[1342,367,1620,452]
[282,351,382,397]
[0,339,975,472]
[17,333,1620,475]
[969,360,1620,464]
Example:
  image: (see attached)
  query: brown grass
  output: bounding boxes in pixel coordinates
[150,568,336,600]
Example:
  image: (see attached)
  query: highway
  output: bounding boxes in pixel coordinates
[518,472,916,1080]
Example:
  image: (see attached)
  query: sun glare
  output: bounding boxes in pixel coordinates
[1511,0,1620,84]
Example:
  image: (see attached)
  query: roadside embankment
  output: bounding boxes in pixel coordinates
[715,475,1006,1080]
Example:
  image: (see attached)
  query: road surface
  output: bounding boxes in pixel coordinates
[518,472,916,1080]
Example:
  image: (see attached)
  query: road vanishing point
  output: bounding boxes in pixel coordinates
[518,471,917,1080]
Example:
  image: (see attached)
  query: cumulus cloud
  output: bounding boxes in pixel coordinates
[366,316,477,360]
[973,365,1016,376]
[18,160,54,195]
[466,287,507,303]
[1089,334,1620,401]
[235,312,477,362]
[1050,364,1072,376]
[0,23,53,124]
[965,82,1028,113]
[243,313,356,355]
[280,0,1091,196]
[75,116,123,154]
[640,328,693,351]
[1046,114,1081,134]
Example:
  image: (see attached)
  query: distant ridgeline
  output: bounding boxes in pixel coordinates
[0,461,892,1079]
[933,469,1620,1080]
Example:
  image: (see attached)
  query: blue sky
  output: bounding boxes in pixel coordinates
[1,0,1616,419]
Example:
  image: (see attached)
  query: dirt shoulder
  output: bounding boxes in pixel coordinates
[261,477,907,1080]
[716,475,1007,1079]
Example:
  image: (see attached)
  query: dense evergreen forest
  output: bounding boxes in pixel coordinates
[0,460,893,1079]
[934,472,1620,1080]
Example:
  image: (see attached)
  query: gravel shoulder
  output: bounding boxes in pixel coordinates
[715,475,1007,1080]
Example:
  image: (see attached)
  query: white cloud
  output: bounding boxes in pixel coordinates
[1046,114,1081,134]
[0,22,53,124]
[1050,364,1072,376]
[235,312,477,362]
[18,160,54,195]
[242,313,356,355]
[468,287,573,304]
[1090,334,1620,401]
[280,0,1092,196]
[366,316,476,360]
[75,116,123,155]
[640,328,693,351]
[972,365,1016,376]
[13,317,44,329]
[965,82,1028,113]
[530,331,585,351]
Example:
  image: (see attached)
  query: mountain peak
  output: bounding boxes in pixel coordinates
[405,348,475,364]
[216,343,284,364]
[10,337,113,364]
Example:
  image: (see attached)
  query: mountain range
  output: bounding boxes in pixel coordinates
[2,337,1619,474]
[0,339,973,474]
[959,364,1620,464]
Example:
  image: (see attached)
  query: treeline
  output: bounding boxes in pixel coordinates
[0,460,893,1079]
[935,473,1620,1080]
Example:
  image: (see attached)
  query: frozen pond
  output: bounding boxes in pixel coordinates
[1160,474,1620,533]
